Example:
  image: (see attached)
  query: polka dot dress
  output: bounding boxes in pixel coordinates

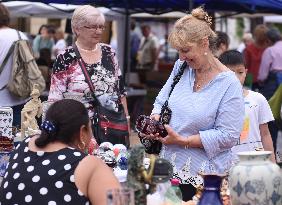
[0,136,91,205]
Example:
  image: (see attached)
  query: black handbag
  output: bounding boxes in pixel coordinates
[73,46,130,147]
[138,61,187,154]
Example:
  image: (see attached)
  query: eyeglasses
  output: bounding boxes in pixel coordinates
[83,25,105,31]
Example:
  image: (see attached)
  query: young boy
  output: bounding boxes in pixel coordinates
[219,50,276,162]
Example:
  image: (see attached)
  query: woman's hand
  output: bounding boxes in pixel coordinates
[150,114,160,121]
[157,125,185,145]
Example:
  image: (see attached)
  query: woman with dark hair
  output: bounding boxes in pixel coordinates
[0,99,120,205]
[32,24,54,58]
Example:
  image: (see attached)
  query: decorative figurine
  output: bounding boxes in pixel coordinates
[21,84,43,139]
[127,145,173,205]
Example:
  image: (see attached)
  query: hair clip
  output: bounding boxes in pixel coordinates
[204,14,212,26]
[40,120,56,134]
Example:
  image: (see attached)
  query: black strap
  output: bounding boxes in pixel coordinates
[0,43,15,74]
[0,30,23,94]
[73,44,101,106]
[0,30,22,74]
[164,61,187,102]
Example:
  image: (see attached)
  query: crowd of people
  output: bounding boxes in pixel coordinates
[1,2,282,204]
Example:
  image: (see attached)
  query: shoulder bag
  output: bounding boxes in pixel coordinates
[73,45,129,147]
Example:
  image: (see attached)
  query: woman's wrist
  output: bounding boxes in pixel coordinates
[126,115,130,121]
[178,136,190,148]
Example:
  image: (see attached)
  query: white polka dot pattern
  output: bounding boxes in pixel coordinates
[6,192,12,200]
[27,165,34,172]
[4,172,8,178]
[58,155,66,160]
[73,152,81,157]
[64,164,71,170]
[18,183,25,191]
[12,163,18,169]
[70,175,74,182]
[25,195,32,203]
[13,153,18,160]
[13,173,20,179]
[42,159,50,166]
[39,187,48,195]
[37,151,44,156]
[64,194,71,202]
[0,136,91,204]
[48,169,56,176]
[32,175,40,183]
[24,157,30,163]
[55,181,63,189]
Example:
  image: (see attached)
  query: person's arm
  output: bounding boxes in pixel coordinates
[159,78,245,159]
[258,49,272,82]
[32,35,41,58]
[75,156,121,205]
[47,54,68,101]
[260,123,276,162]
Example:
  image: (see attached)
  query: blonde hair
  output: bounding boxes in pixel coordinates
[71,5,105,37]
[168,7,216,49]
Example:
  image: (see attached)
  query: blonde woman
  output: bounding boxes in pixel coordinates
[48,5,130,145]
[139,7,244,201]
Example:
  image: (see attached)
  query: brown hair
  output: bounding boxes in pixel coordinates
[0,3,10,27]
[168,7,216,49]
[253,24,269,47]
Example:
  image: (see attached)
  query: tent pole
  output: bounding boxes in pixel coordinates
[189,0,194,12]
[123,8,130,86]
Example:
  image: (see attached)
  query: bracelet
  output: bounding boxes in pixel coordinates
[126,115,130,120]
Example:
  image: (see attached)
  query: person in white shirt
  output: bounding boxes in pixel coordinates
[52,28,66,58]
[219,50,276,162]
[0,3,29,127]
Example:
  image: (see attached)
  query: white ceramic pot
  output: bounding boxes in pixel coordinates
[229,151,282,205]
[0,107,13,138]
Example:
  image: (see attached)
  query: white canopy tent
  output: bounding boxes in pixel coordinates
[3,1,127,71]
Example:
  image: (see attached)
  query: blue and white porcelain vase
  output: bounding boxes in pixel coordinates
[198,174,224,205]
[229,151,282,205]
[0,107,13,138]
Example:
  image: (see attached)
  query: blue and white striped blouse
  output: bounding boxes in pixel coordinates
[152,60,244,187]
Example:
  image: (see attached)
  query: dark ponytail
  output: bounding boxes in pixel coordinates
[35,99,89,147]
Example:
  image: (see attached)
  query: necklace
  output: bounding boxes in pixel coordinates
[194,67,212,90]
[76,42,98,52]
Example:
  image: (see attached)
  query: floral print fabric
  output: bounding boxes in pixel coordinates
[48,44,126,118]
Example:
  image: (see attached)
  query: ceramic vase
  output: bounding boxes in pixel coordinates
[229,151,282,205]
[0,107,13,138]
[198,174,224,205]
[0,151,11,177]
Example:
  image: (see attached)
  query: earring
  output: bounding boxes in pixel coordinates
[78,141,86,151]
[204,52,208,56]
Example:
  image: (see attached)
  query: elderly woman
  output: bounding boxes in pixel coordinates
[47,5,130,145]
[0,99,120,204]
[139,7,244,201]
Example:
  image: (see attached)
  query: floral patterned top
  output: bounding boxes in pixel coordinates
[48,44,126,119]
